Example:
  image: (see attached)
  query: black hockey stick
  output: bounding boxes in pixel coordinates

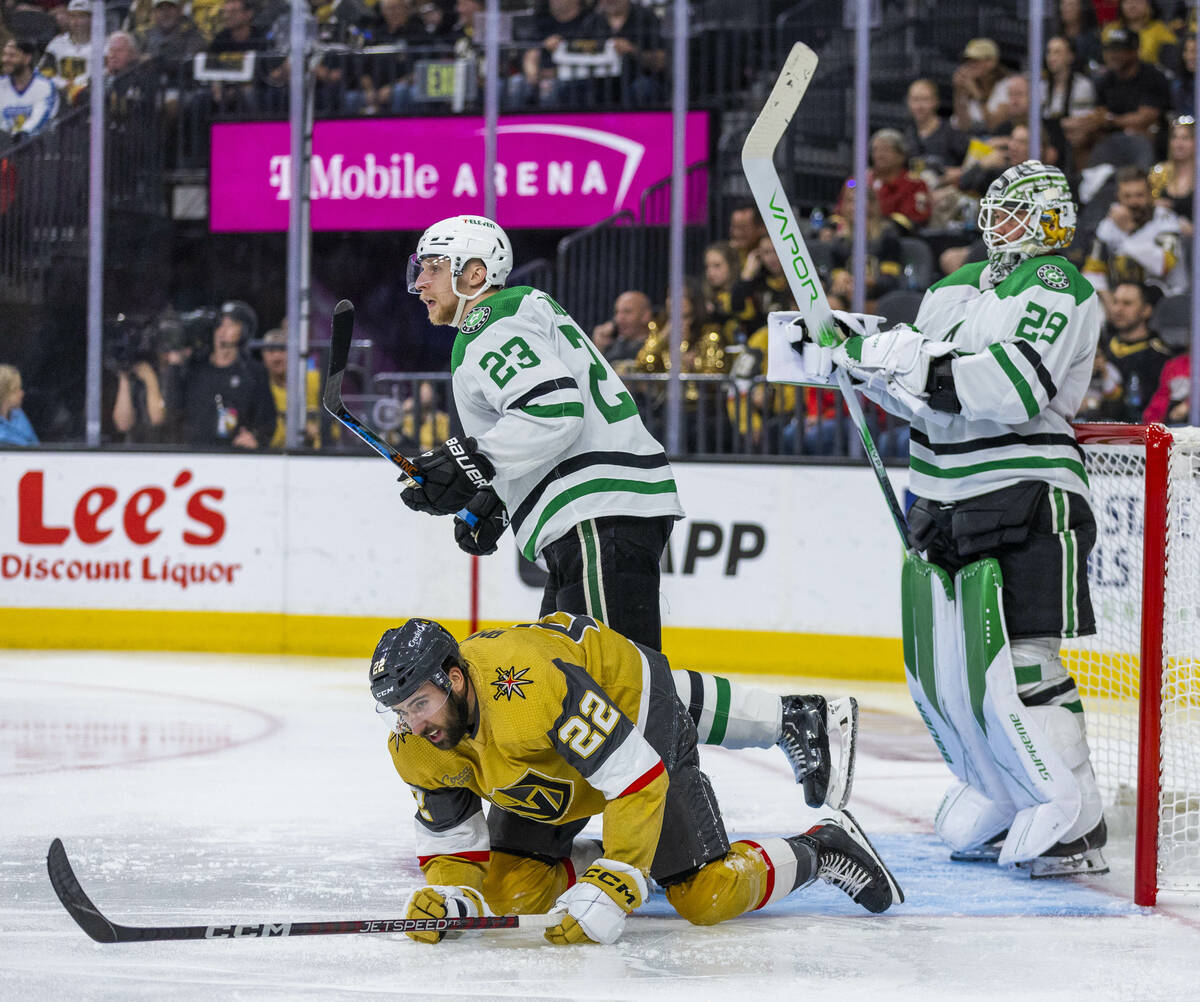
[324,300,477,527]
[46,839,549,943]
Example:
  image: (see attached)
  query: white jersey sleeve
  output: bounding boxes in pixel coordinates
[0,73,58,136]
[450,288,684,559]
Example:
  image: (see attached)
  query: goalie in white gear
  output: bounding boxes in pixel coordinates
[400,214,858,811]
[794,161,1108,877]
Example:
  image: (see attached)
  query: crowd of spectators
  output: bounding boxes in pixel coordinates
[2,0,1197,452]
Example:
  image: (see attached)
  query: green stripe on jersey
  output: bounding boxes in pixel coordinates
[909,454,1088,483]
[522,477,680,560]
[1052,489,1078,635]
[709,676,731,744]
[988,343,1040,418]
[580,521,605,621]
[522,401,585,418]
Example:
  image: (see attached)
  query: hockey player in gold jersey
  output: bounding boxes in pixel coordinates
[370,613,903,946]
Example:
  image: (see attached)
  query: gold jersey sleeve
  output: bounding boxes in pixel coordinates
[388,613,667,874]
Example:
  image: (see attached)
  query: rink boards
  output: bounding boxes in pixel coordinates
[0,452,910,676]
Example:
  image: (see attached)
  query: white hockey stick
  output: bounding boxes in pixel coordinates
[742,43,911,549]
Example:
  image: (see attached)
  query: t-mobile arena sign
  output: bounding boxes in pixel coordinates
[209,112,709,231]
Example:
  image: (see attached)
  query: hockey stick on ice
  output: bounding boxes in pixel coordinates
[742,43,910,549]
[47,839,551,943]
[324,299,478,527]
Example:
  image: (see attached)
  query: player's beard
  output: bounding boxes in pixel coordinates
[425,687,472,750]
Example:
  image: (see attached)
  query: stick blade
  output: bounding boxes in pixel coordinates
[742,42,818,161]
[324,299,355,415]
[47,839,120,943]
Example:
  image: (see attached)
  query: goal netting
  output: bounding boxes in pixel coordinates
[1067,424,1200,905]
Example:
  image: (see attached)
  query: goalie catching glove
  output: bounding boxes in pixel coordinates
[454,487,509,556]
[402,885,491,944]
[400,437,495,516]
[545,858,646,945]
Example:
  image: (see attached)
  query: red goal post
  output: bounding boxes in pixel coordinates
[1071,423,1200,906]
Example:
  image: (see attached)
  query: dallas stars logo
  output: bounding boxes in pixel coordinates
[1036,262,1070,290]
[460,305,491,333]
[492,666,534,701]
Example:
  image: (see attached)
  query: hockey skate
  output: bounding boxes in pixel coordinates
[790,809,904,913]
[778,695,858,809]
[1019,818,1109,878]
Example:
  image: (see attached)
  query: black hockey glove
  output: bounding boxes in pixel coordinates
[400,436,495,516]
[454,487,509,556]
[790,313,858,353]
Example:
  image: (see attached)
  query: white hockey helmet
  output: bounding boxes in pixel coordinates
[408,214,513,292]
[978,160,1077,257]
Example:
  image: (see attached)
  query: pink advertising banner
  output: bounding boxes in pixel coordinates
[209,112,709,232]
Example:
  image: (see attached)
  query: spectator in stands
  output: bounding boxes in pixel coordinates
[397,379,451,454]
[209,0,267,55]
[1102,0,1177,67]
[1088,28,1172,146]
[1054,0,1103,74]
[827,181,905,308]
[985,72,1032,136]
[1150,115,1194,232]
[205,0,268,110]
[1044,35,1097,120]
[140,0,205,68]
[730,232,791,337]
[836,129,931,233]
[727,201,766,268]
[41,0,92,104]
[702,240,744,345]
[107,333,167,444]
[1170,33,1194,116]
[414,0,453,41]
[511,0,593,108]
[262,0,344,113]
[167,300,276,449]
[1084,165,1187,312]
[950,37,1011,135]
[0,38,58,144]
[902,78,968,189]
[1075,343,1125,421]
[261,328,320,448]
[1142,349,1190,423]
[346,0,424,115]
[583,0,666,108]
[0,364,38,446]
[591,290,654,367]
[1102,281,1175,420]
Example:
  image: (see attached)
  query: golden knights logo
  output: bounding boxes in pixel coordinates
[492,666,534,701]
[491,769,573,821]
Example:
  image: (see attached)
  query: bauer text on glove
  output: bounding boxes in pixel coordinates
[400,437,495,516]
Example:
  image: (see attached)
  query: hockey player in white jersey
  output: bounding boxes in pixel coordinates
[791,161,1108,876]
[399,214,858,812]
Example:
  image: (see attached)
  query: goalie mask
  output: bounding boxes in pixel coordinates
[369,618,460,732]
[408,214,513,326]
[978,161,1076,259]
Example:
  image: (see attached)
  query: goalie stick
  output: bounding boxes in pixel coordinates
[324,299,478,528]
[742,43,911,549]
[46,839,552,943]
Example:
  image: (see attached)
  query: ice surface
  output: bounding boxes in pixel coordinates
[2,651,1198,1002]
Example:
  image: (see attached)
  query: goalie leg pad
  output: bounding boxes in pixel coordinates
[953,560,1094,864]
[901,555,1017,817]
[936,781,1012,855]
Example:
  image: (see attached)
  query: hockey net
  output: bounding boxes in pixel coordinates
[1067,424,1200,905]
